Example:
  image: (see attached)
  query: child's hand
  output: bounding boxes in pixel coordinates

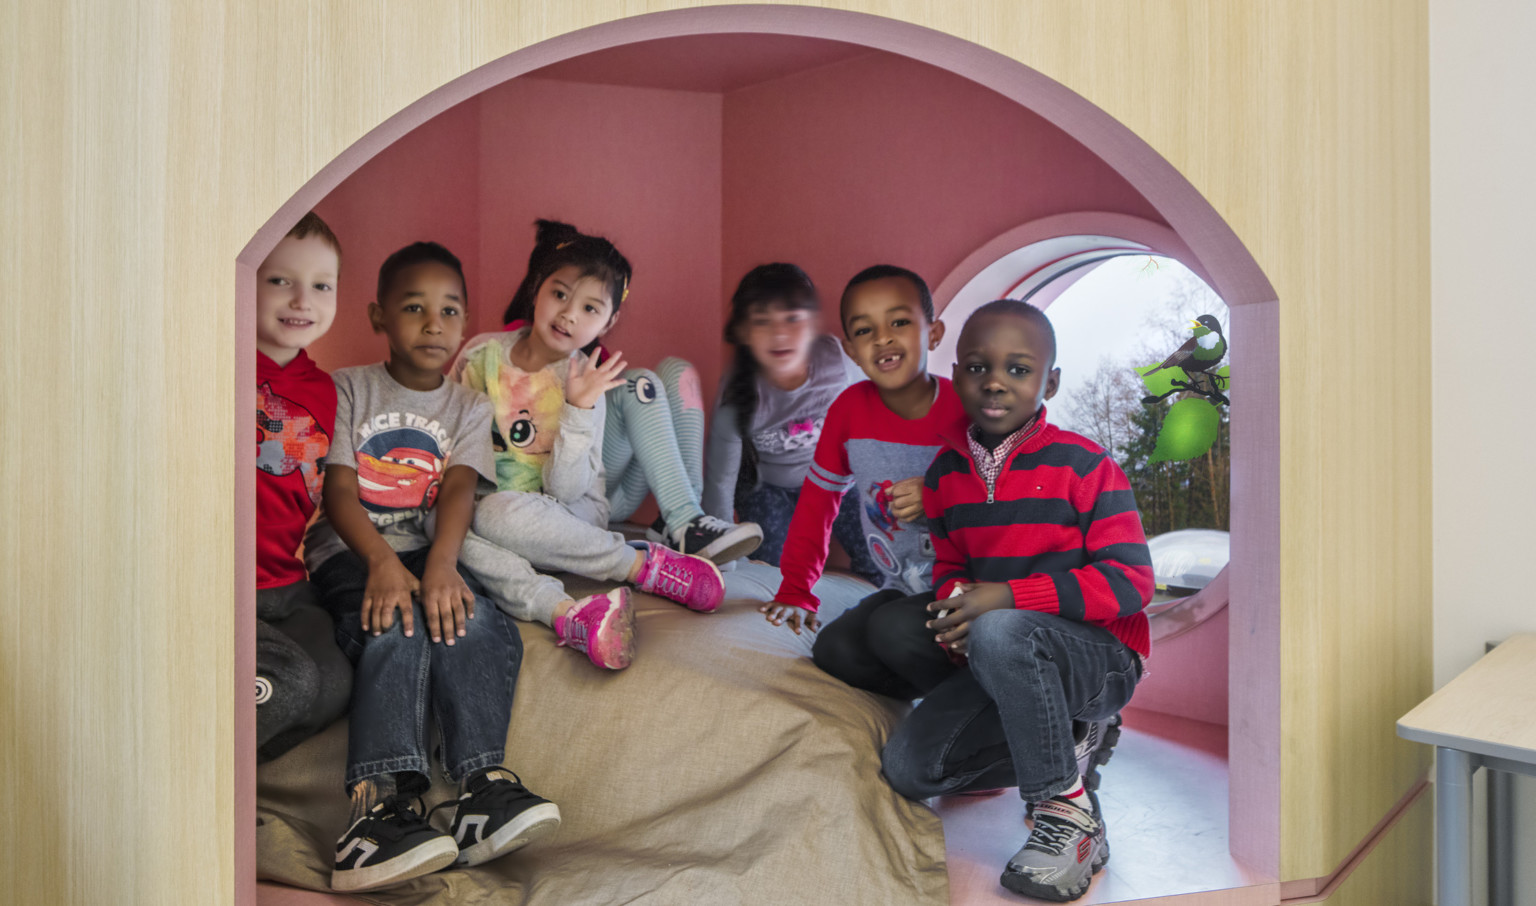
[759,600,821,634]
[362,553,420,637]
[888,476,925,523]
[926,582,1013,653]
[420,561,476,645]
[566,351,628,409]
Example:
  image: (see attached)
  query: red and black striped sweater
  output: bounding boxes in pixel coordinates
[923,418,1154,658]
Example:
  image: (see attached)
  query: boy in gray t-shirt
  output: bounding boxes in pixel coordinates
[306,242,559,893]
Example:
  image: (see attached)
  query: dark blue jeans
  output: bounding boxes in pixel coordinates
[815,589,1141,802]
[738,482,882,587]
[312,547,522,795]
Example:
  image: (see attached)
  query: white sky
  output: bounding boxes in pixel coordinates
[1037,256,1225,429]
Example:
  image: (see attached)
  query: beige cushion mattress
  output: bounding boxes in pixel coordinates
[256,564,949,905]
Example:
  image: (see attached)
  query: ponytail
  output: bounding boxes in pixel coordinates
[503,219,632,355]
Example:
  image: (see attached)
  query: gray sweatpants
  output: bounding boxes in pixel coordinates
[459,490,638,626]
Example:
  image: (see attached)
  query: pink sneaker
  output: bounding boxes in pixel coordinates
[554,589,635,669]
[633,543,725,613]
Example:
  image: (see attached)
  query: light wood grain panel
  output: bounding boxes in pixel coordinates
[1316,790,1432,906]
[0,1,1431,902]
[1400,634,1536,757]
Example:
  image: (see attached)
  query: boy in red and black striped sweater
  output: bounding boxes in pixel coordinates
[897,300,1152,902]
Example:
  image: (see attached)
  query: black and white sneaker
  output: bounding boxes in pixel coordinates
[332,794,458,892]
[1073,712,1123,793]
[647,514,763,564]
[438,769,561,867]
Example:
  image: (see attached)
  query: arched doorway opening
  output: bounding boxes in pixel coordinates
[238,8,1281,901]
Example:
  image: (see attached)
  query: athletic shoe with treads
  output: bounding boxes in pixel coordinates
[554,588,636,669]
[633,542,725,613]
[647,514,763,564]
[1000,795,1109,902]
[438,769,561,867]
[332,794,458,892]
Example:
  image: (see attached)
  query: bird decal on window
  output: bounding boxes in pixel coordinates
[1140,315,1228,406]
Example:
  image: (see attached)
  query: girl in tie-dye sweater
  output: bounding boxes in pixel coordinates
[451,222,729,671]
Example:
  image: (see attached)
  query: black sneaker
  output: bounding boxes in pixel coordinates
[647,514,763,564]
[1073,712,1123,793]
[332,794,459,892]
[437,769,561,867]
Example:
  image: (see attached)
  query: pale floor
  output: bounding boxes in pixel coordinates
[938,708,1270,904]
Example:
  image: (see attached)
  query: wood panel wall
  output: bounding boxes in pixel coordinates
[0,1,1430,901]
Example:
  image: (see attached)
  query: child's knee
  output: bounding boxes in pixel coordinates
[622,367,666,407]
[257,641,322,733]
[455,599,522,654]
[811,619,860,674]
[364,609,429,654]
[968,608,1051,664]
[880,733,940,800]
[656,357,704,410]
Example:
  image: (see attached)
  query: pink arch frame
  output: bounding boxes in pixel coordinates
[235,8,1282,900]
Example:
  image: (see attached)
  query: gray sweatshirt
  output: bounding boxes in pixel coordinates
[703,334,861,520]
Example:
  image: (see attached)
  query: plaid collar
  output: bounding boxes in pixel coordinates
[965,413,1044,490]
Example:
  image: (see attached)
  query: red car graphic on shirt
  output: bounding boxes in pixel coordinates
[356,445,442,511]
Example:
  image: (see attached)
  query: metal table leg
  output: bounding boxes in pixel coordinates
[1437,747,1476,906]
[1488,768,1514,906]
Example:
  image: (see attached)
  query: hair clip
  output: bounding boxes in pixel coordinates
[555,240,574,250]
[621,283,630,303]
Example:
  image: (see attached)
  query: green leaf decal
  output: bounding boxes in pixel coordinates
[1148,398,1220,463]
[1136,362,1187,398]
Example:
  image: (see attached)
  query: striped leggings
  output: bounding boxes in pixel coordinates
[603,357,706,529]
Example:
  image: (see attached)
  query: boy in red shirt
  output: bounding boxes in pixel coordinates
[906,300,1152,902]
[760,265,967,633]
[255,212,352,760]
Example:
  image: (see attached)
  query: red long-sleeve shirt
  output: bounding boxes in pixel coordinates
[256,350,336,588]
[923,419,1154,657]
[773,380,968,612]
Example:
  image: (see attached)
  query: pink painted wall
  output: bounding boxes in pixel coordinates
[307,79,725,402]
[300,51,1197,592]
[307,51,1166,427]
[720,53,1165,324]
[473,77,724,393]
[309,99,483,373]
[1132,608,1231,726]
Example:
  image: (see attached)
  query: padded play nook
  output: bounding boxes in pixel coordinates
[247,17,1333,906]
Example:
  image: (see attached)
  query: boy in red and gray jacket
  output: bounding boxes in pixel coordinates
[904,300,1151,902]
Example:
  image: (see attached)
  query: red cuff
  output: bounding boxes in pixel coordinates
[773,586,821,613]
[1008,575,1058,611]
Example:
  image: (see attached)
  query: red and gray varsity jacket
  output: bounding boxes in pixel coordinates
[922,419,1154,658]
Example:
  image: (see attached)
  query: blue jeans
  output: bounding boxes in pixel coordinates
[816,590,1141,802]
[738,482,882,586]
[312,548,523,795]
